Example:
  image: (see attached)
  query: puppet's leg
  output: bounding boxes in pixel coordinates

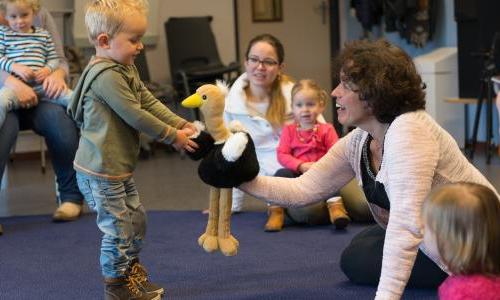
[198,187,219,252]
[218,188,239,256]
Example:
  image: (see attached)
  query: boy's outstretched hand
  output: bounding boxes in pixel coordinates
[181,122,198,137]
[173,128,198,153]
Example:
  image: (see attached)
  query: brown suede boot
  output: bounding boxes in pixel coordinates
[264,206,285,232]
[326,197,351,230]
[104,276,160,300]
[129,260,164,296]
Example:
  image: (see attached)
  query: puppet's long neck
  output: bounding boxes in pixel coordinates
[206,115,231,142]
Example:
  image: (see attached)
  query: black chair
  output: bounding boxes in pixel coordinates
[165,16,240,118]
[135,50,178,107]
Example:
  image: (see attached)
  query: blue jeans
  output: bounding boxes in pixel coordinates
[0,102,82,203]
[76,173,146,278]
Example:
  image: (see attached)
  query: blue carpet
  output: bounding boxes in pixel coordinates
[0,211,437,299]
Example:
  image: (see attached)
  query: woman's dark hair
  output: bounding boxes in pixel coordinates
[245,33,285,64]
[333,39,426,123]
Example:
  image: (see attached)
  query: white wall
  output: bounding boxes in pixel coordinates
[236,0,333,122]
[70,0,236,84]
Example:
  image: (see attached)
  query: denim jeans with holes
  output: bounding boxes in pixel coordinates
[76,172,146,279]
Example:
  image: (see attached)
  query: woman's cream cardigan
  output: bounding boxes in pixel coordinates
[241,110,498,300]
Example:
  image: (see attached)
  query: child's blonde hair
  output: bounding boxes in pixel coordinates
[85,0,148,44]
[422,182,500,275]
[0,0,40,13]
[291,79,329,107]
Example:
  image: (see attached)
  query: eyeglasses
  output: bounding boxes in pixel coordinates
[246,56,279,68]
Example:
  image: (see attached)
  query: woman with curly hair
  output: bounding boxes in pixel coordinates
[239,39,499,299]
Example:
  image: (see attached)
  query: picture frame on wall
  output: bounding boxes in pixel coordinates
[252,0,282,22]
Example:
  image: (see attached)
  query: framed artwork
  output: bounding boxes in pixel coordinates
[252,0,283,22]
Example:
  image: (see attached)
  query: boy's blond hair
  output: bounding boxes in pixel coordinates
[85,0,148,43]
[0,0,40,13]
[422,182,500,276]
[291,79,329,106]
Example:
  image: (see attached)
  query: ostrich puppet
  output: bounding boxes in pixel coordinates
[182,82,259,256]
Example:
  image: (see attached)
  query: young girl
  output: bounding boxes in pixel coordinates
[422,182,500,300]
[271,79,350,231]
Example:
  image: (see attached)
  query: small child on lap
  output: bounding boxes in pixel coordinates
[0,0,71,126]
[68,1,197,299]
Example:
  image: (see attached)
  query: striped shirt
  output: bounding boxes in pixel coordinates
[0,25,59,75]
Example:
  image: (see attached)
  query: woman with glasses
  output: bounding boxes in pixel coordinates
[224,34,294,231]
[239,39,499,299]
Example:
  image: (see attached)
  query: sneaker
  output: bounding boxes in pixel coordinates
[104,276,160,300]
[52,202,82,222]
[130,261,165,296]
[264,206,285,232]
[326,197,351,230]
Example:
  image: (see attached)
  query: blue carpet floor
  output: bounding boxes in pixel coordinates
[0,211,437,299]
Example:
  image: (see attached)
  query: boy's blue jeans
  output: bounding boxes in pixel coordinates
[76,173,146,278]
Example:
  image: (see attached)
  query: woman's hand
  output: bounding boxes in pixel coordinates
[34,67,52,83]
[11,63,35,82]
[4,75,38,108]
[42,68,68,99]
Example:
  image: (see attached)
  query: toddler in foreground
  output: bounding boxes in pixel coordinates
[422,182,500,300]
[68,1,197,299]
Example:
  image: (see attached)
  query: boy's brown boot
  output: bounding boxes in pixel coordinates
[327,197,351,230]
[264,206,285,232]
[130,259,165,296]
[104,276,160,300]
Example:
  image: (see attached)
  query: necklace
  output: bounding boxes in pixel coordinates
[296,123,319,143]
[362,124,390,180]
[362,136,378,180]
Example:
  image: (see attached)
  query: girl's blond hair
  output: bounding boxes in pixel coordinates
[0,0,40,13]
[422,182,500,275]
[85,0,148,43]
[291,79,329,106]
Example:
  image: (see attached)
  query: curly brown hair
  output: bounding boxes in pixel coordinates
[333,39,426,123]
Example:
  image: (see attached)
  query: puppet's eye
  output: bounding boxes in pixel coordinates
[202,95,207,100]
